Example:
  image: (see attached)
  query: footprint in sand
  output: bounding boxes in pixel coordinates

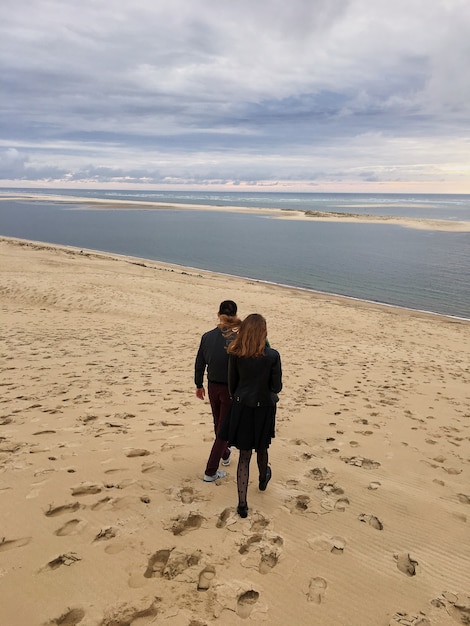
[144,548,202,589]
[0,536,32,552]
[239,533,284,574]
[250,512,270,533]
[71,483,102,496]
[170,512,205,536]
[259,535,284,574]
[197,565,216,590]
[319,495,350,513]
[179,487,195,504]
[94,527,117,541]
[239,534,264,555]
[341,456,381,469]
[308,467,331,481]
[395,552,418,576]
[318,482,344,496]
[125,448,150,458]
[236,589,260,619]
[54,519,84,537]
[163,551,202,580]
[44,607,85,625]
[329,537,346,555]
[334,497,350,512]
[307,577,327,604]
[286,479,300,488]
[45,552,81,570]
[432,592,470,624]
[307,535,346,555]
[291,438,309,446]
[216,507,235,529]
[100,600,159,625]
[258,550,280,574]
[144,549,172,578]
[90,496,113,511]
[141,461,163,473]
[45,502,81,517]
[358,513,383,530]
[293,494,311,512]
[443,466,462,475]
[389,611,430,626]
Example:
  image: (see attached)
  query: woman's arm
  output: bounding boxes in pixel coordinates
[270,352,283,394]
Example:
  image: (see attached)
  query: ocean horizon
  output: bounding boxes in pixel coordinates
[1,189,469,320]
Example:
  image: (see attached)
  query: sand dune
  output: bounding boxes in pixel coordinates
[1,236,469,626]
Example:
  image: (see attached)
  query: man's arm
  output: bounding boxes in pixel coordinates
[194,337,207,399]
[228,353,239,398]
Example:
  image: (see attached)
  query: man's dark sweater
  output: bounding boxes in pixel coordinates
[194,327,237,388]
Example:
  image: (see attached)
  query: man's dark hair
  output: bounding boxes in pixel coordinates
[219,300,237,316]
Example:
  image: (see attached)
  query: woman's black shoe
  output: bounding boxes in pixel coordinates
[259,466,272,491]
[237,504,248,518]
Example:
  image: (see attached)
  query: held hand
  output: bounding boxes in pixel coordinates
[195,387,205,400]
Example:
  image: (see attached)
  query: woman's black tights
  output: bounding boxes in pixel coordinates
[237,448,269,506]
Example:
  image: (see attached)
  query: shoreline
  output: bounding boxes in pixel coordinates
[2,235,469,323]
[1,192,470,232]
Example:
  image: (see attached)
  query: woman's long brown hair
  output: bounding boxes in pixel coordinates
[227,313,267,358]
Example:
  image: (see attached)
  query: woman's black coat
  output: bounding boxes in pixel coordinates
[228,348,282,407]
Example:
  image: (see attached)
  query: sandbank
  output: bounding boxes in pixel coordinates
[1,192,470,231]
[1,236,469,626]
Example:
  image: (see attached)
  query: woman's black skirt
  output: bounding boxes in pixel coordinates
[219,401,276,451]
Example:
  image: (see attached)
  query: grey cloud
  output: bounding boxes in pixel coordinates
[0,0,469,188]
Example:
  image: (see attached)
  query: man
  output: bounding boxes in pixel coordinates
[195,300,240,481]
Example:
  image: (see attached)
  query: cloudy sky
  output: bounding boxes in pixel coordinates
[1,0,469,192]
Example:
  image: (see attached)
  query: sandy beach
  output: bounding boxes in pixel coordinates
[1,193,470,231]
[1,236,469,626]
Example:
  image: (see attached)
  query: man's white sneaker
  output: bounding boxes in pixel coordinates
[203,469,227,482]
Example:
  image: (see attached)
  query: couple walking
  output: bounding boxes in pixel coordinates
[194,300,282,517]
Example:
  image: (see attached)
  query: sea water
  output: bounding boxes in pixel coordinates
[0,190,469,319]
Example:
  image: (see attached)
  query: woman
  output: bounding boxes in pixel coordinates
[221,313,282,518]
